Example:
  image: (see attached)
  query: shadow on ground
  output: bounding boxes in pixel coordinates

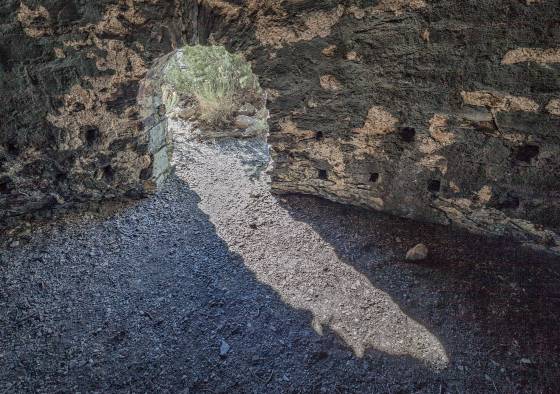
[1,176,462,393]
[280,194,560,393]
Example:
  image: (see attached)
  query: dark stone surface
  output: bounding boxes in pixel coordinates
[1,1,559,251]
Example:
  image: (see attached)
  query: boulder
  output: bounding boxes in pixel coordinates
[406,244,429,261]
[234,115,256,129]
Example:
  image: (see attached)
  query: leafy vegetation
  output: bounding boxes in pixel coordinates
[164,45,263,127]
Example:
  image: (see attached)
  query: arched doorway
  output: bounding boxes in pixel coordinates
[137,44,269,189]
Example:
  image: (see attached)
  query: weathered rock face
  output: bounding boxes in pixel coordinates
[1,1,559,252]
[0,0,194,228]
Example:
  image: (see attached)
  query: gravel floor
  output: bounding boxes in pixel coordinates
[1,120,559,393]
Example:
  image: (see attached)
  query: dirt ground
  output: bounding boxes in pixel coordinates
[1,119,559,393]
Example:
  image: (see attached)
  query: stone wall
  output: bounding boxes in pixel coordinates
[1,0,559,253]
[0,0,192,229]
[211,0,560,252]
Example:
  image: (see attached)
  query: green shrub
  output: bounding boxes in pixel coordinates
[164,45,262,127]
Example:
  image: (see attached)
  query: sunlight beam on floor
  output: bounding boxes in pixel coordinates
[171,124,449,369]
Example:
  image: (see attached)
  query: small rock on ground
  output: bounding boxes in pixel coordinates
[234,115,255,129]
[406,243,429,261]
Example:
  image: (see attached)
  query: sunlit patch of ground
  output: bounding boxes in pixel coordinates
[171,117,449,368]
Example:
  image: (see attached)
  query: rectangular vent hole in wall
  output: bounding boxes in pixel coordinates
[0,176,13,194]
[428,179,441,193]
[514,144,539,163]
[369,173,380,183]
[318,169,328,180]
[103,165,115,182]
[399,127,416,142]
[6,143,19,156]
[81,126,100,146]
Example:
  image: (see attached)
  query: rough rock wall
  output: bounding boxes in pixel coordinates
[1,1,559,253]
[205,0,560,252]
[0,0,194,229]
